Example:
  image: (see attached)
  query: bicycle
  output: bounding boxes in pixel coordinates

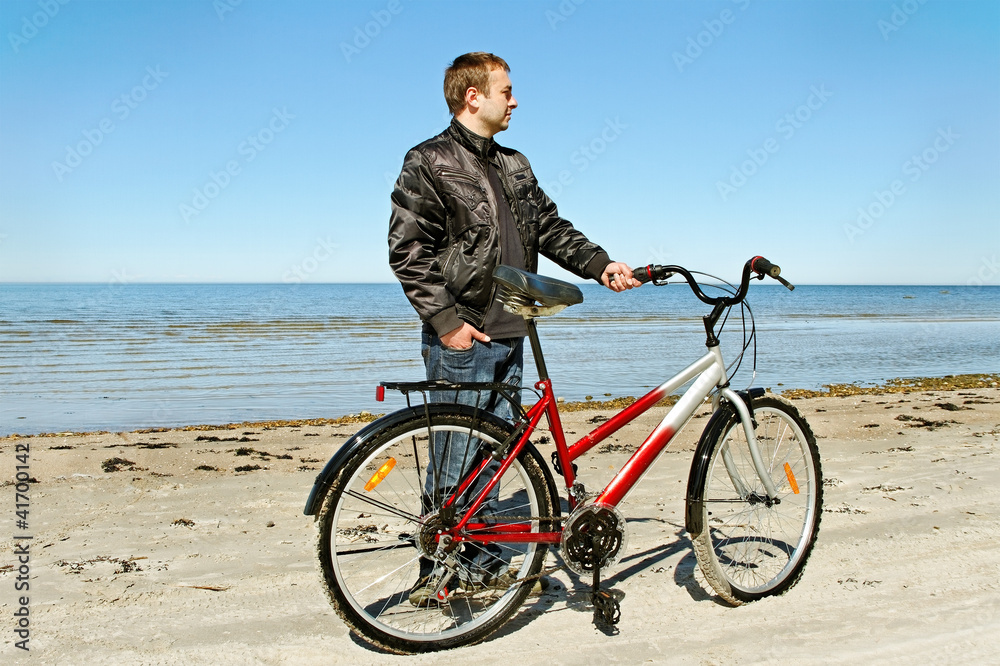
[304,256,822,654]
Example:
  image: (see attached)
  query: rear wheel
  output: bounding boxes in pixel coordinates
[689,395,822,604]
[316,410,554,653]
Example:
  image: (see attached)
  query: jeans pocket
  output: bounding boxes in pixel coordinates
[442,341,476,354]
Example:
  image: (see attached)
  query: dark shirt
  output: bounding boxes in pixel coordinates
[481,161,528,339]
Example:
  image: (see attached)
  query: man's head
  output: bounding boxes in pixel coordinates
[445,52,517,138]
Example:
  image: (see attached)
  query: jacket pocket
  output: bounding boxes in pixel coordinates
[437,167,489,216]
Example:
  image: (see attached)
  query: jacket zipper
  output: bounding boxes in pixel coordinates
[437,167,482,186]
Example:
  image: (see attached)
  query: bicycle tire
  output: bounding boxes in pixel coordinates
[688,395,822,605]
[315,409,554,653]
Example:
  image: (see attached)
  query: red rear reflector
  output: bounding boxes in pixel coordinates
[376,385,385,402]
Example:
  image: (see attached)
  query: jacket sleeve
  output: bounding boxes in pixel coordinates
[388,149,464,336]
[533,180,611,283]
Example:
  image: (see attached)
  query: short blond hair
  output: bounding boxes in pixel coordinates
[444,52,510,115]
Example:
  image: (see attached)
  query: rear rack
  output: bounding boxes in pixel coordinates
[378,380,528,420]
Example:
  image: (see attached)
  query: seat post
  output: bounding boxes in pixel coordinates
[524,319,549,381]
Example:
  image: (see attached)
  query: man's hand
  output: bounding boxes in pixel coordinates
[601,262,641,292]
[440,322,491,350]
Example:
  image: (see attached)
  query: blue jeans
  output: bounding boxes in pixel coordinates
[420,330,523,502]
[418,331,524,584]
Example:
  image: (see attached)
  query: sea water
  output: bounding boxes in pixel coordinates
[1,283,997,435]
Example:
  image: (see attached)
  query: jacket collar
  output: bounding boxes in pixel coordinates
[448,118,495,161]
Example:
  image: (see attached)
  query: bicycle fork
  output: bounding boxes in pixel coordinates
[713,387,780,501]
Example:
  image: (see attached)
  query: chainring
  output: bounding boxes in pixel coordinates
[560,503,628,575]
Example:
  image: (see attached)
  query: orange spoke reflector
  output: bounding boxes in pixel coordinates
[783,462,800,495]
[365,457,396,491]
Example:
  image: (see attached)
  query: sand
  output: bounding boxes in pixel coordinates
[2,384,999,664]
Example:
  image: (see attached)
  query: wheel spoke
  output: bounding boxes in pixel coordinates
[317,413,552,651]
[342,489,421,523]
[334,540,417,556]
[692,398,822,604]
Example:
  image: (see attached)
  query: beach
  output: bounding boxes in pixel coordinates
[2,376,999,664]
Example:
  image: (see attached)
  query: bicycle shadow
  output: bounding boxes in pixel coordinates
[604,524,727,606]
[489,523,728,643]
[347,630,397,654]
[346,527,731,653]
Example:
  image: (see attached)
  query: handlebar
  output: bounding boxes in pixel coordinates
[633,256,795,307]
[749,255,780,279]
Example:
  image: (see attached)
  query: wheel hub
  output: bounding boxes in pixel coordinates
[416,511,458,560]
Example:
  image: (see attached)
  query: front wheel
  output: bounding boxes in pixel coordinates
[315,408,555,653]
[688,395,822,605]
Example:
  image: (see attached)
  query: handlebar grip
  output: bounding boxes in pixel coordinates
[633,265,653,284]
[750,256,781,278]
[633,265,673,284]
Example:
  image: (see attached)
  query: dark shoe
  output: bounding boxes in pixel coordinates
[457,543,511,589]
[459,569,549,596]
[408,574,441,607]
[408,557,442,607]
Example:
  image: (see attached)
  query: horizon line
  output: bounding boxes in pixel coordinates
[1,281,997,288]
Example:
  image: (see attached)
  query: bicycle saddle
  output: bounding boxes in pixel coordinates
[492,265,584,308]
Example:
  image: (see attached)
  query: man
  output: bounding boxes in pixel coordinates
[388,52,637,601]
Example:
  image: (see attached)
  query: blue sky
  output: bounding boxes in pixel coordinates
[1,0,997,285]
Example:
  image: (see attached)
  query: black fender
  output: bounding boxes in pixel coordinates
[685,404,735,536]
[686,389,765,535]
[303,404,560,519]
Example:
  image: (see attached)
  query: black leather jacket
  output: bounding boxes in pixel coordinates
[389,119,611,336]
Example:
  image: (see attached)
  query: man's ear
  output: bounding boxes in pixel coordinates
[464,86,480,111]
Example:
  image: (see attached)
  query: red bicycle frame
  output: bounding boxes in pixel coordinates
[446,340,729,547]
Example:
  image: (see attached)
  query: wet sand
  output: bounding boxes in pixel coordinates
[1,378,998,664]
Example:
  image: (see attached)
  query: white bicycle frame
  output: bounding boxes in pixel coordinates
[572,341,779,509]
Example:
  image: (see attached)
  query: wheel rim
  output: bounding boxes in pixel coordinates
[328,423,543,643]
[703,407,818,594]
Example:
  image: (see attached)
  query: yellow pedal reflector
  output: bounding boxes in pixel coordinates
[783,462,800,494]
[365,458,396,491]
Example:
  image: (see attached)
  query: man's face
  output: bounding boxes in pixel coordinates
[475,68,517,135]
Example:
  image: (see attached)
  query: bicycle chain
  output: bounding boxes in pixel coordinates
[450,515,567,586]
[473,514,563,522]
[448,517,620,624]
[511,562,567,585]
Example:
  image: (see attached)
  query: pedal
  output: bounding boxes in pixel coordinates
[592,588,621,626]
[590,562,623,628]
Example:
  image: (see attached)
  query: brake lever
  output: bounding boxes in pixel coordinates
[652,271,675,286]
